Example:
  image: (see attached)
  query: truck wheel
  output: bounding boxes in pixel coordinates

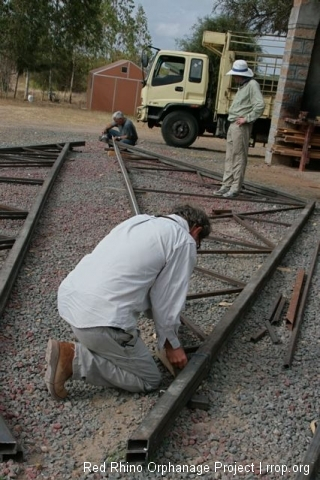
[161,111,198,148]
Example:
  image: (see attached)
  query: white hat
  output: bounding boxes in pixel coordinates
[226,59,253,77]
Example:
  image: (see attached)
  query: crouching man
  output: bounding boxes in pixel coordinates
[45,204,211,400]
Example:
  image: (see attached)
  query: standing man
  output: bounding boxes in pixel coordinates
[100,110,138,146]
[214,60,265,198]
[45,205,211,401]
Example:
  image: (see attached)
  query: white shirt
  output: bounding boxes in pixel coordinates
[58,214,197,349]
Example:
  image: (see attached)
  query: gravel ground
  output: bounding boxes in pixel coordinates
[0,123,320,480]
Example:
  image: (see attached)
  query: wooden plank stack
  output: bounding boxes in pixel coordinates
[272,112,320,171]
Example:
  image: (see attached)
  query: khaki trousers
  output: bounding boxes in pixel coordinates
[71,325,161,393]
[222,122,252,193]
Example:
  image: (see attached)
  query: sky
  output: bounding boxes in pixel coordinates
[135,1,214,50]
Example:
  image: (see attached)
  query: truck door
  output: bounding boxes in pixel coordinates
[147,55,186,106]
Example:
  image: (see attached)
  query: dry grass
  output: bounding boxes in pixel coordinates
[0,96,114,132]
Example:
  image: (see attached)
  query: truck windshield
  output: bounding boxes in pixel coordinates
[151,55,185,86]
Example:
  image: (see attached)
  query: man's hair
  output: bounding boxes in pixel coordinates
[171,204,211,240]
[112,111,125,120]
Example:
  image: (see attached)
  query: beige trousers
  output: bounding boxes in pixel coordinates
[222,122,252,193]
[71,325,161,393]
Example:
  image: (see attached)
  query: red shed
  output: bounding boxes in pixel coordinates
[87,60,143,116]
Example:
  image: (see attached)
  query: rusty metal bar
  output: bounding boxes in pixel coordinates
[233,214,275,249]
[207,234,269,250]
[237,214,291,227]
[265,320,280,344]
[187,288,242,300]
[180,314,207,341]
[283,240,320,369]
[126,202,315,463]
[0,236,15,250]
[198,248,272,254]
[0,142,83,152]
[0,142,85,319]
[250,294,286,342]
[0,177,44,185]
[285,268,305,330]
[113,141,140,215]
[210,205,304,220]
[194,266,246,287]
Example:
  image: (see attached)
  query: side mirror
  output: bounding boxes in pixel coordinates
[141,52,149,68]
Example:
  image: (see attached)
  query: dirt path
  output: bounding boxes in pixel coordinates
[1,99,319,202]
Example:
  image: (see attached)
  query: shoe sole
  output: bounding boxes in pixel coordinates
[213,191,228,196]
[45,339,64,401]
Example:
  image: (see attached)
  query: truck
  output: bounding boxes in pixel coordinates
[137,31,286,148]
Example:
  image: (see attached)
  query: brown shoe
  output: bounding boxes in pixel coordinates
[45,339,74,401]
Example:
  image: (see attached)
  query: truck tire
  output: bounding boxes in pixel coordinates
[161,111,198,148]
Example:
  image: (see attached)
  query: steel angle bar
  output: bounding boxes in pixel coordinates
[250,293,284,342]
[0,236,15,250]
[0,142,84,153]
[194,266,246,287]
[237,214,291,227]
[180,314,207,341]
[283,240,320,369]
[286,268,305,329]
[198,248,272,255]
[0,143,76,319]
[113,141,140,215]
[207,234,268,250]
[187,288,242,300]
[296,422,320,480]
[0,414,18,459]
[124,145,305,206]
[0,177,44,185]
[233,214,275,248]
[210,205,304,220]
[125,201,315,463]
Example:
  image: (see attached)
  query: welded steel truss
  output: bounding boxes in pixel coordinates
[111,141,316,463]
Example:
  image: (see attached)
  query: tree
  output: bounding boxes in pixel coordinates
[176,15,252,102]
[212,0,292,34]
[100,0,151,63]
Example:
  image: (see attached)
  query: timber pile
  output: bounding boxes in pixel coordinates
[272,114,320,170]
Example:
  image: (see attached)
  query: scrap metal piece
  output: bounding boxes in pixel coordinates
[0,414,18,461]
[284,240,320,369]
[187,394,210,411]
[250,293,283,342]
[265,320,280,344]
[286,268,305,329]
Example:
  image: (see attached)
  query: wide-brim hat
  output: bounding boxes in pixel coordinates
[226,59,253,77]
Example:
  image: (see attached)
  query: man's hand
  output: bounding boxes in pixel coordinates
[235,117,246,126]
[165,342,188,369]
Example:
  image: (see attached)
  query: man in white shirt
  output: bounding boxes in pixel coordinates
[45,205,211,400]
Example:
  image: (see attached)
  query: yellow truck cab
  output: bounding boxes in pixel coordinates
[137,50,213,147]
[138,32,285,148]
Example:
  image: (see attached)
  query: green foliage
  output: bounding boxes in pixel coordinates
[0,0,151,99]
[212,0,292,34]
[175,14,253,105]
